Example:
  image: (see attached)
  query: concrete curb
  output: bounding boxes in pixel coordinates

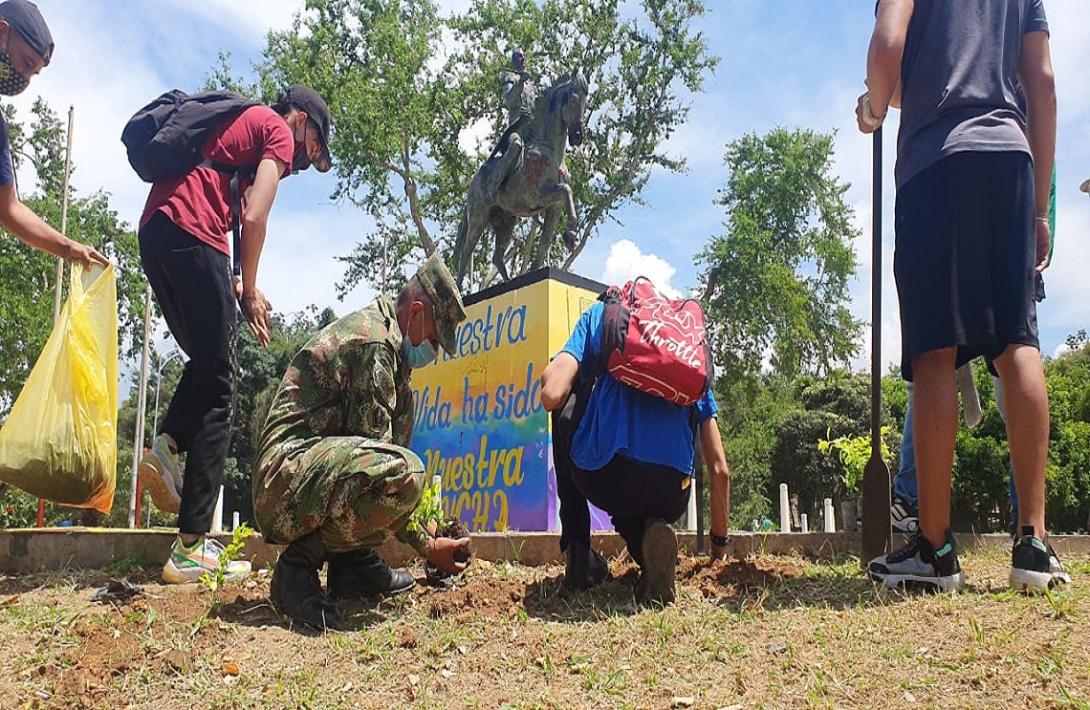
[2,528,1088,575]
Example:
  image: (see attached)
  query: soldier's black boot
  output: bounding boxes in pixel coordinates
[563,540,610,591]
[327,548,415,599]
[270,531,342,629]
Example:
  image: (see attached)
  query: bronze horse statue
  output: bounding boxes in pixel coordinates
[453,69,588,288]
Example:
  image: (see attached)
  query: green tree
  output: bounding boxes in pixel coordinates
[698,127,862,387]
[229,0,715,292]
[768,374,889,519]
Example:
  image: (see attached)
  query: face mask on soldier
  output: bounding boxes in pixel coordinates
[402,309,438,369]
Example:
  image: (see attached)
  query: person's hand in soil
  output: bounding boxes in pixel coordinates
[427,537,471,576]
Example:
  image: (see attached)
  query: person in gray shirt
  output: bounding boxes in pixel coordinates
[857,0,1067,594]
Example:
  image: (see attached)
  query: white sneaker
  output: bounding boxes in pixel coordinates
[162,536,252,585]
[139,434,183,514]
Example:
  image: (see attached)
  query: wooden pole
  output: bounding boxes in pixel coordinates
[861,127,893,564]
[36,106,76,528]
[129,287,153,529]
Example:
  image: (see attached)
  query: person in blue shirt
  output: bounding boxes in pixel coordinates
[541,299,731,605]
[0,1,106,269]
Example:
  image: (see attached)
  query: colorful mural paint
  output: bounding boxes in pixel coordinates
[409,269,607,532]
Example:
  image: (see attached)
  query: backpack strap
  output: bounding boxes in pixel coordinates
[201,160,257,277]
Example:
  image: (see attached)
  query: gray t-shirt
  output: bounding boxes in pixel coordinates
[895,0,1050,188]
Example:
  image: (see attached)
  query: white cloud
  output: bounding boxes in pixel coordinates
[601,238,681,298]
[1052,341,1072,360]
[458,116,494,156]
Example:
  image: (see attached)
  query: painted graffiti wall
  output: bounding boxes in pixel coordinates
[409,270,605,532]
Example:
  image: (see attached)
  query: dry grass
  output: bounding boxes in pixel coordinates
[1,547,1089,709]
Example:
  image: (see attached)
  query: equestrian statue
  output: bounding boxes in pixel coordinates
[453,51,588,288]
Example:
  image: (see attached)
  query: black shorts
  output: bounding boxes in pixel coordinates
[894,152,1039,381]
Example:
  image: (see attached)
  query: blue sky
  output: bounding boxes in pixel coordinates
[13,0,1090,371]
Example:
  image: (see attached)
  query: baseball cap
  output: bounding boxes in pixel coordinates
[279,84,332,172]
[0,0,53,65]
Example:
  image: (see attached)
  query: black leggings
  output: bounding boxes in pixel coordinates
[552,382,690,566]
[139,212,237,535]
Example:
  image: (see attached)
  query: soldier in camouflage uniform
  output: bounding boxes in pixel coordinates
[253,255,469,628]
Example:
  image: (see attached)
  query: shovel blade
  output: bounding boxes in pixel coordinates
[861,454,892,565]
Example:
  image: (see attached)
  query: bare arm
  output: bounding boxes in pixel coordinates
[866,0,914,119]
[699,416,730,560]
[0,185,107,267]
[237,156,285,346]
[540,352,579,412]
[1018,30,1057,272]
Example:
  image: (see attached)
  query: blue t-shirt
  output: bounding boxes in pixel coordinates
[560,302,718,475]
[0,112,13,187]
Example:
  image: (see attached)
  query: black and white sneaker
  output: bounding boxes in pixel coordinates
[1009,527,1071,593]
[890,495,919,534]
[868,530,965,592]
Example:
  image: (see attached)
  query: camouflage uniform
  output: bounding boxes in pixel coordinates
[253,255,467,557]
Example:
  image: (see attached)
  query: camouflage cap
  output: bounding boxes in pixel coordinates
[415,254,466,355]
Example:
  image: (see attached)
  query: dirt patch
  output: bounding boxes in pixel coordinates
[677,555,804,600]
[426,575,532,620]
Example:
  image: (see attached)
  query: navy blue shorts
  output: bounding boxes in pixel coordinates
[894,152,1040,381]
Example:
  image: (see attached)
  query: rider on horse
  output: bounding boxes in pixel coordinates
[491,49,537,160]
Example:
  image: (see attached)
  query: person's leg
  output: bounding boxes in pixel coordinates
[993,374,1020,532]
[170,242,237,538]
[137,215,200,515]
[259,437,424,625]
[892,384,917,505]
[611,515,646,566]
[912,347,959,549]
[575,456,689,603]
[552,389,591,554]
[139,214,197,451]
[991,346,1047,538]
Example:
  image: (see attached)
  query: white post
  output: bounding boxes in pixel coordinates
[686,480,698,532]
[211,486,225,534]
[800,513,809,534]
[128,287,153,529]
[823,498,836,533]
[231,511,240,532]
[779,483,790,533]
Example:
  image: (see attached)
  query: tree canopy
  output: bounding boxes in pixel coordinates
[221,0,716,292]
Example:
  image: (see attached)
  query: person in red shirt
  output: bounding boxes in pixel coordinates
[137,85,333,584]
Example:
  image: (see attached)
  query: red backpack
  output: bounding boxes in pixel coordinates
[599,277,713,406]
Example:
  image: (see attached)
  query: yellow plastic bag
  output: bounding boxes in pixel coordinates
[0,264,118,513]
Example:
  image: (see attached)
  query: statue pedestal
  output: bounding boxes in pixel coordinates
[409,267,609,532]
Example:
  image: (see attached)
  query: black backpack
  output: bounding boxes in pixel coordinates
[122,90,261,274]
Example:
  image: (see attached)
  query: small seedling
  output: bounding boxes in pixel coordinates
[193,523,254,633]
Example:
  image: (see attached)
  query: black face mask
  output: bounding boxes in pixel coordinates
[0,38,29,96]
[291,143,311,173]
[291,120,313,173]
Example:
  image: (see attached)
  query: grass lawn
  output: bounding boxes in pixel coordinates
[1,546,1089,709]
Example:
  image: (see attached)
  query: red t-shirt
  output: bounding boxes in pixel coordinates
[139,105,295,255]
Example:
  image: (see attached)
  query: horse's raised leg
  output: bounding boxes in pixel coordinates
[558,182,579,252]
[489,208,518,282]
[533,206,560,269]
[530,182,577,268]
